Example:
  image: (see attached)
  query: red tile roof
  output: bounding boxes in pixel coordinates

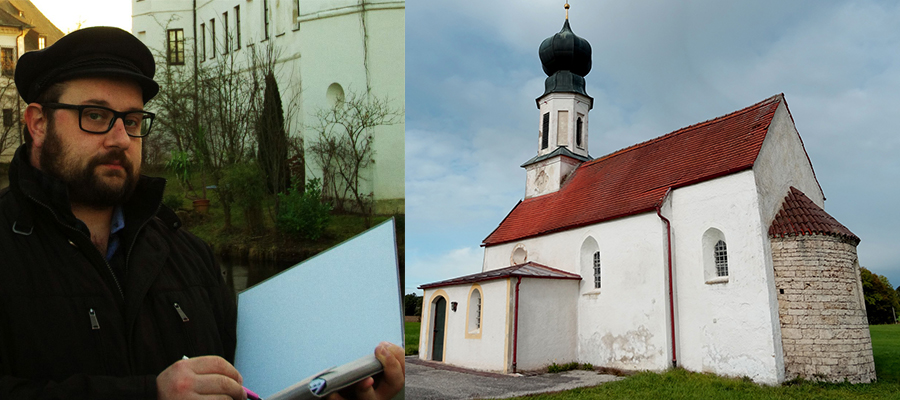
[484,94,787,246]
[769,187,859,245]
[419,262,581,289]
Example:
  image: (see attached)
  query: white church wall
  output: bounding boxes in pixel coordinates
[753,101,823,226]
[483,213,671,371]
[420,280,513,372]
[669,170,784,384]
[515,278,578,370]
[132,1,405,212]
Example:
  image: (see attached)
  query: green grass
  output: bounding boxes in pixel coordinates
[405,321,420,356]
[871,324,900,382]
[501,325,900,399]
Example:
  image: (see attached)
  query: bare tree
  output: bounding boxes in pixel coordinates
[0,77,22,161]
[308,90,402,226]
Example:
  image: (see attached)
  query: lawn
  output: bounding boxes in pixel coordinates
[405,321,420,356]
[501,324,900,400]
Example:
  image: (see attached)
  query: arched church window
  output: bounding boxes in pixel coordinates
[466,285,483,338]
[576,117,583,148]
[593,251,601,288]
[714,240,728,277]
[541,112,549,149]
[702,228,729,284]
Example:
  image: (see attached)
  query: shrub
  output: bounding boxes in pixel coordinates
[277,178,332,240]
[163,193,184,210]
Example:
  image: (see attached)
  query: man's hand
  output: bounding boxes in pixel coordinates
[157,356,248,400]
[327,342,405,400]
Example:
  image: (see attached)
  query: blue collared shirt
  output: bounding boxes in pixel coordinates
[106,206,125,260]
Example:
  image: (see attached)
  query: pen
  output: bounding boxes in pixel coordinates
[182,356,263,400]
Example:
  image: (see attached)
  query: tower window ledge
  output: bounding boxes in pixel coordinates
[705,277,729,285]
[582,289,601,296]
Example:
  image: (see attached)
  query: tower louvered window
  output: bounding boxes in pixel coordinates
[541,113,549,149]
[576,117,583,147]
[715,240,728,277]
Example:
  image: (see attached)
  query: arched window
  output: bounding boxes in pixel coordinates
[702,228,729,284]
[465,285,483,338]
[541,113,550,149]
[576,117,583,148]
[593,251,601,288]
[714,240,728,277]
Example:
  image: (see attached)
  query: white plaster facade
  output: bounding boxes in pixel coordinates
[419,94,872,384]
[131,0,405,213]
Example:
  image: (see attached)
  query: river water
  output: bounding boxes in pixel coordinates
[220,256,296,293]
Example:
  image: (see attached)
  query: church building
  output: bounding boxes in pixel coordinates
[418,12,876,385]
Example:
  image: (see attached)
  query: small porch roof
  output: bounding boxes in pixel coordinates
[419,262,581,290]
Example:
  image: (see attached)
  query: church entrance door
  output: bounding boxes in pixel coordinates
[431,297,447,361]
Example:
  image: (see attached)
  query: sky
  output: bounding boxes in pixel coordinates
[405,0,900,294]
[30,0,131,33]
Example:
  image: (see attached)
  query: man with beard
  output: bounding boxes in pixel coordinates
[0,27,403,400]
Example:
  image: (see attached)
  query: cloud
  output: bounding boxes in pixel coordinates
[406,246,485,295]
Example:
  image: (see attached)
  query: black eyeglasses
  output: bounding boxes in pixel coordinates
[40,103,155,138]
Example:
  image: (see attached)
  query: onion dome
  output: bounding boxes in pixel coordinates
[539,19,592,77]
[537,18,592,100]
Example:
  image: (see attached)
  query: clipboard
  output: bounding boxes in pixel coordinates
[234,219,404,398]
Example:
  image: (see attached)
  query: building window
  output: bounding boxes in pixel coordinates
[593,251,601,289]
[210,19,216,58]
[38,36,46,50]
[292,0,300,30]
[541,112,549,150]
[1,48,14,77]
[200,23,206,61]
[166,29,185,65]
[703,228,729,284]
[715,240,728,277]
[223,12,229,53]
[576,117,583,148]
[2,109,13,128]
[465,285,483,338]
[235,5,241,49]
[263,0,270,41]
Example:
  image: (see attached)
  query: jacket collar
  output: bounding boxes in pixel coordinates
[7,144,169,235]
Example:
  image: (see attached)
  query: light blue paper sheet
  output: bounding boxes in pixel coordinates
[234,219,403,398]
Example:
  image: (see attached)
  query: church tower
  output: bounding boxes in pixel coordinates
[523,4,593,198]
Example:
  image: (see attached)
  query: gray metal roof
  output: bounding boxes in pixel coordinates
[418,262,581,289]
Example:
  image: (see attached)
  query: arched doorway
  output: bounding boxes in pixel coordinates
[430,296,447,361]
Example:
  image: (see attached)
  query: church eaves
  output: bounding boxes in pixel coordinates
[484,94,787,246]
[769,187,859,245]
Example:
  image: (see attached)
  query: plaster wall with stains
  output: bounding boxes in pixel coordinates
[483,212,671,371]
[668,170,784,384]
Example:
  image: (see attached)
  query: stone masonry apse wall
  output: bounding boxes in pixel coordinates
[771,235,875,383]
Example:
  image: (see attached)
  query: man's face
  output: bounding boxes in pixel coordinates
[36,77,143,208]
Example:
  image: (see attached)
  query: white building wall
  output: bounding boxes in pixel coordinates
[483,213,671,371]
[420,279,512,372]
[669,170,783,384]
[753,101,823,227]
[132,0,404,212]
[516,278,578,370]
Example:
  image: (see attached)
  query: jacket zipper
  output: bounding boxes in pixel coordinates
[26,195,125,300]
[174,302,196,357]
[89,308,110,374]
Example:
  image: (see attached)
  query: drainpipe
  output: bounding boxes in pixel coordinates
[656,189,677,368]
[512,276,522,373]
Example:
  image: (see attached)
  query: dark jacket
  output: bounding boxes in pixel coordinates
[0,145,237,399]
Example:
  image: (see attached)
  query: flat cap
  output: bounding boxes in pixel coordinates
[15,26,159,104]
